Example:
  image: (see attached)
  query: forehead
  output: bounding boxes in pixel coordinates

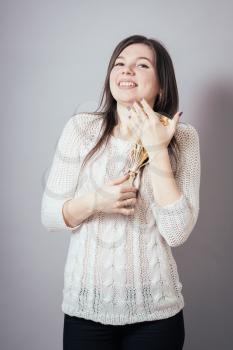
[117,43,155,62]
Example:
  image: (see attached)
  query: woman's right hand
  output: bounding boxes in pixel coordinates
[93,173,138,216]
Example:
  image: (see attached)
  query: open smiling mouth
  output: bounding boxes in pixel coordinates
[118,81,138,89]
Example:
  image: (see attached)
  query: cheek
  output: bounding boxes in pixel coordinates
[109,71,117,88]
[110,69,117,82]
[109,78,115,92]
[140,73,159,91]
[109,72,118,96]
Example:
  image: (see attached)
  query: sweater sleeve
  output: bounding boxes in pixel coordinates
[150,123,201,247]
[41,115,82,232]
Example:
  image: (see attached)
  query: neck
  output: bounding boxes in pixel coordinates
[113,102,132,140]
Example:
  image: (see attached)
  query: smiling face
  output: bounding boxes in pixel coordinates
[109,43,160,108]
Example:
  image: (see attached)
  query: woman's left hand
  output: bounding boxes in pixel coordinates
[128,98,182,156]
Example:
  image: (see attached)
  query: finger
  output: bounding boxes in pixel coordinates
[125,198,137,206]
[115,198,136,208]
[140,98,159,123]
[119,192,137,201]
[111,207,135,215]
[120,186,138,193]
[133,101,148,122]
[172,111,182,127]
[120,208,135,216]
[109,173,130,185]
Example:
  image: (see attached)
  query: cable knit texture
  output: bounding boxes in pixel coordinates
[41,112,200,325]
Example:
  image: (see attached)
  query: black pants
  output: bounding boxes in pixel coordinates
[63,309,185,350]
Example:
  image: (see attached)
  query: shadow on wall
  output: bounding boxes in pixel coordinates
[189,76,233,348]
[197,76,233,227]
[174,77,233,350]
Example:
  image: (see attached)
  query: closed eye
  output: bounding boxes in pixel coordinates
[138,64,149,68]
[114,62,149,68]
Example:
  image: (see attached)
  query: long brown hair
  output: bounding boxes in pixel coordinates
[78,34,180,176]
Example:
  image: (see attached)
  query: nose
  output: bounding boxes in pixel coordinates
[122,65,135,75]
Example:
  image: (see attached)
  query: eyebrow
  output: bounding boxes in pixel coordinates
[115,56,153,64]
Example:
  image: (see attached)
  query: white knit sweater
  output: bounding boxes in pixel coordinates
[41,112,200,325]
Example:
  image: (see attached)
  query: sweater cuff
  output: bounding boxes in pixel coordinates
[41,195,82,232]
[150,193,194,247]
[150,193,186,213]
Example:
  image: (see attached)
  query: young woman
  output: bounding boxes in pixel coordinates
[41,34,200,350]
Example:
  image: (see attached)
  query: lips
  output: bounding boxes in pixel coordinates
[118,80,138,88]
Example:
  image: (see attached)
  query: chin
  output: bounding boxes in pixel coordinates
[114,93,140,102]
[117,98,136,105]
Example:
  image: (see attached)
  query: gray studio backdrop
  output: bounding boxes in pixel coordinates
[1,0,232,349]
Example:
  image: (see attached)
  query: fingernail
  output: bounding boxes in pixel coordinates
[179,111,183,117]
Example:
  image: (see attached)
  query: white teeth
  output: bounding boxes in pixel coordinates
[119,81,136,87]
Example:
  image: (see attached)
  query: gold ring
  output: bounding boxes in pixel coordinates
[160,116,169,126]
[155,112,169,126]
